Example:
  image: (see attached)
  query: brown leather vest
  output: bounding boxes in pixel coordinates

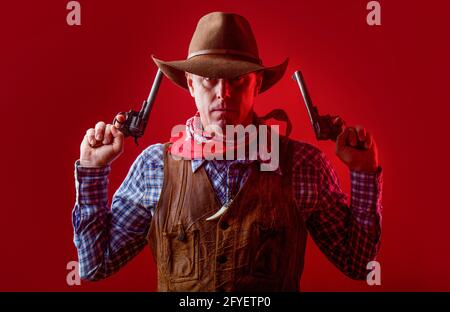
[147,140,308,291]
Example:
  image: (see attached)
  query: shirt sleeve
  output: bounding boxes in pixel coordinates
[72,143,164,281]
[293,143,383,280]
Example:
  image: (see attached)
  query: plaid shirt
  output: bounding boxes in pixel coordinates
[73,140,382,281]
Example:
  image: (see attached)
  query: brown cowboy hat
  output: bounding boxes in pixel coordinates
[152,12,289,93]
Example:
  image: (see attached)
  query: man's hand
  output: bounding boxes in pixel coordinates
[334,118,379,173]
[79,114,126,167]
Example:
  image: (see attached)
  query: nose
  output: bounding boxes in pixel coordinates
[216,79,231,99]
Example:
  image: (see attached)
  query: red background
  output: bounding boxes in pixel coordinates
[1,0,449,291]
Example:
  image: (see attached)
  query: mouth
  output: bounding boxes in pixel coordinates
[211,108,237,113]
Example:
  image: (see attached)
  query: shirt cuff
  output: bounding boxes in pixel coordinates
[74,160,111,206]
[75,160,111,178]
[350,166,383,214]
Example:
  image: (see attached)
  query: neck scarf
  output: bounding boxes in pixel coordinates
[168,109,291,160]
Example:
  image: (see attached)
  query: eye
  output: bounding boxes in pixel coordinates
[202,77,218,87]
[231,75,246,84]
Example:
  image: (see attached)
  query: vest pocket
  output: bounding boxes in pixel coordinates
[162,225,199,283]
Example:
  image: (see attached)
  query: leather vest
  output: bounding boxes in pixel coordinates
[147,140,308,291]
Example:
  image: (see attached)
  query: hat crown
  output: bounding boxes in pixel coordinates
[188,12,260,63]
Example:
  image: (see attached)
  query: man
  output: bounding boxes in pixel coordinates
[73,12,382,291]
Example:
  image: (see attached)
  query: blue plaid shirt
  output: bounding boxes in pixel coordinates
[73,141,383,281]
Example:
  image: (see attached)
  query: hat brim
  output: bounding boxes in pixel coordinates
[152,54,288,93]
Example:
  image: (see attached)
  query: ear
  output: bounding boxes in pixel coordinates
[185,72,195,97]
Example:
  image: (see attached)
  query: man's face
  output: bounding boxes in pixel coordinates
[186,72,262,131]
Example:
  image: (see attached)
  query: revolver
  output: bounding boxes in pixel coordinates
[292,70,343,141]
[292,70,367,150]
[114,69,163,145]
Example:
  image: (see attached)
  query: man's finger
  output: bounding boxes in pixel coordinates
[103,124,113,145]
[348,127,358,147]
[111,123,124,139]
[355,126,367,142]
[94,121,106,141]
[82,133,90,147]
[86,128,95,146]
[114,114,126,128]
[336,127,349,148]
[365,131,373,149]
[111,125,124,151]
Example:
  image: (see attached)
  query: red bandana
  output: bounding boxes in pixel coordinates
[168,109,291,160]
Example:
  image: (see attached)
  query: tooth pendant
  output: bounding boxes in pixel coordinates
[206,199,233,221]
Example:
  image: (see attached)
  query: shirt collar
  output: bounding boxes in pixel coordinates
[191,158,282,175]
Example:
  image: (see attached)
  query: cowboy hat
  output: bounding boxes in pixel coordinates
[152,12,289,93]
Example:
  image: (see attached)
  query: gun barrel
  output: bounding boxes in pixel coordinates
[292,71,318,124]
[142,69,164,121]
